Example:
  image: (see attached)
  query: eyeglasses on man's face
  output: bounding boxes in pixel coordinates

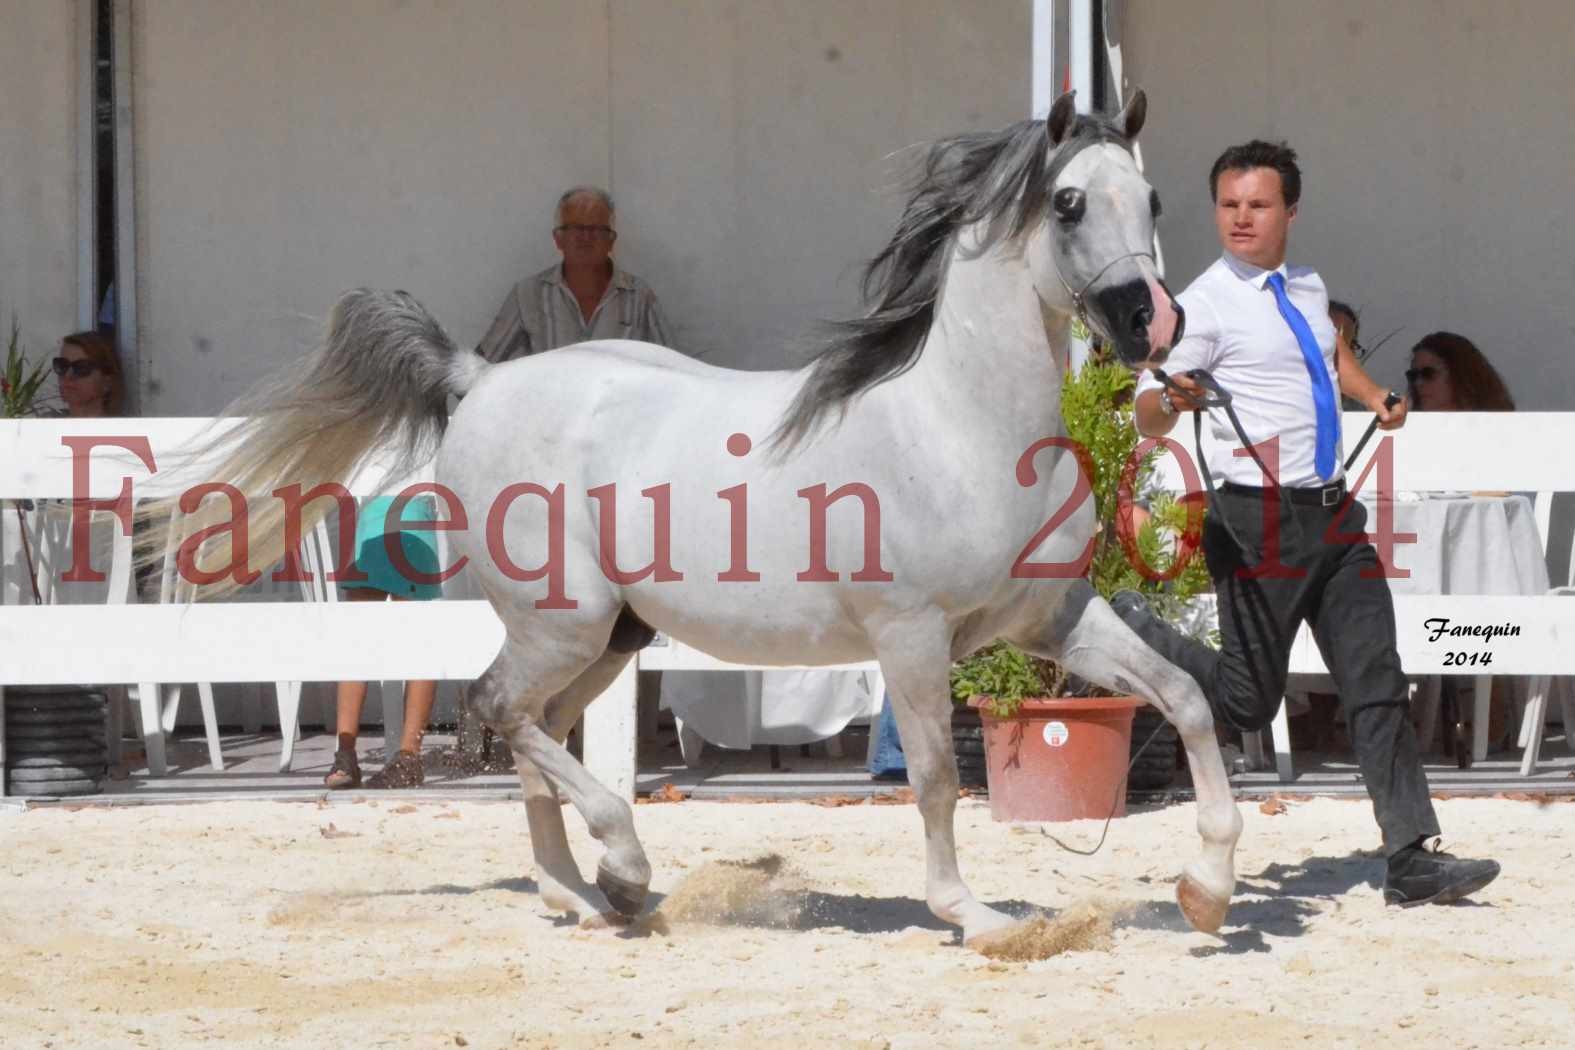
[52,357,102,379]
[556,224,616,241]
[1405,365,1441,384]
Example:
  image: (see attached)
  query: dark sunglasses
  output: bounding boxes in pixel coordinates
[52,357,103,378]
[1405,365,1440,384]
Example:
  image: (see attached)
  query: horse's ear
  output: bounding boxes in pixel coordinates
[1046,91,1078,147]
[1117,89,1147,141]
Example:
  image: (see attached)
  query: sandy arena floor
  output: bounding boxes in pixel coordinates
[2,794,1572,1048]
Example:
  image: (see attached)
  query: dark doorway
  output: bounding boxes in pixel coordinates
[94,0,116,332]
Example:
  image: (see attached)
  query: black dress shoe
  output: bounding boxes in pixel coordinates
[1109,589,1219,693]
[1384,839,1501,907]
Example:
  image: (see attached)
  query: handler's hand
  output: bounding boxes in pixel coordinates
[1374,391,1408,431]
[1164,373,1208,413]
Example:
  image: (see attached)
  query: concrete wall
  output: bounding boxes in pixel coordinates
[1117,0,1575,408]
[131,0,1030,413]
[0,0,80,372]
[133,0,609,413]
[0,0,78,606]
[611,0,1031,365]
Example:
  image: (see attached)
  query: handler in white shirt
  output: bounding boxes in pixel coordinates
[1116,140,1499,909]
[1137,253,1350,488]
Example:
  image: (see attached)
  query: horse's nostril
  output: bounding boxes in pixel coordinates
[1132,306,1153,335]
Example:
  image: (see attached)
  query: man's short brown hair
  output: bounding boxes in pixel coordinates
[1209,140,1302,207]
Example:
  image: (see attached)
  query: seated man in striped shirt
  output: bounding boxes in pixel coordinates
[478,185,672,361]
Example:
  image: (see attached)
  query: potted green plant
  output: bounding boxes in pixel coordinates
[947,641,1046,792]
[2,317,52,419]
[950,342,1214,821]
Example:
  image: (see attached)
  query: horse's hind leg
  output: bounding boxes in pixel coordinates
[470,641,651,921]
[874,618,1017,945]
[1020,581,1241,933]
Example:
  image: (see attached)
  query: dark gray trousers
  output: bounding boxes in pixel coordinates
[1143,486,1441,855]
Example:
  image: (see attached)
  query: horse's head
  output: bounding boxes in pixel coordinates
[1030,90,1182,369]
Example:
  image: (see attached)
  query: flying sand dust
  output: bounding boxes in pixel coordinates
[640,852,1125,962]
[970,897,1127,961]
[640,853,806,931]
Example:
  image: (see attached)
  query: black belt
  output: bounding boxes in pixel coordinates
[1221,480,1347,507]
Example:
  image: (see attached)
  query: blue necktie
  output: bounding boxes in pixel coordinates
[1266,272,1338,480]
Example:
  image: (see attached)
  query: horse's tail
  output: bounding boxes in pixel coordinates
[139,288,486,599]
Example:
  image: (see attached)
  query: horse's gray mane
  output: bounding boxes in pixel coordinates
[769,113,1134,454]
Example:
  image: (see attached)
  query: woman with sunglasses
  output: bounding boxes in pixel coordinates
[1407,332,1515,412]
[52,331,125,417]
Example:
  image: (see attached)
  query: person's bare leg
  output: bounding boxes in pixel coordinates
[384,591,438,755]
[334,588,388,746]
[326,588,385,787]
[335,677,369,753]
[400,679,437,754]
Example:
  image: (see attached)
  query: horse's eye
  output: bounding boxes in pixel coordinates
[1053,188,1086,222]
[1149,189,1162,219]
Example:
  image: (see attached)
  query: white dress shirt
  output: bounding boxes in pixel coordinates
[1137,252,1342,488]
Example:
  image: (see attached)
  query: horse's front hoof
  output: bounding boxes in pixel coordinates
[1176,872,1229,933]
[960,914,1018,954]
[596,863,649,918]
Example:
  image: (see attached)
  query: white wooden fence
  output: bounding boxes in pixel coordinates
[3,413,1573,798]
[0,418,876,798]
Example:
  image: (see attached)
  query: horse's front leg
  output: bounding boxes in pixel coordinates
[1018,581,1241,933]
[875,621,1016,946]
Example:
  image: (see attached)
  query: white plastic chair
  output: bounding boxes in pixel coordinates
[127,508,322,774]
[1516,588,1575,775]
[1516,495,1575,773]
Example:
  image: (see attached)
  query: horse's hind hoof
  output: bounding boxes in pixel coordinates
[596,863,648,918]
[1176,872,1229,934]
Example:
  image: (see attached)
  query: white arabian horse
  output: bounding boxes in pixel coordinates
[153,90,1241,945]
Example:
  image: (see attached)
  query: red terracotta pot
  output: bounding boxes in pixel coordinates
[971,696,1142,823]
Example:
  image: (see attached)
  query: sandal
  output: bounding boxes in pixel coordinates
[366,749,425,789]
[324,748,362,789]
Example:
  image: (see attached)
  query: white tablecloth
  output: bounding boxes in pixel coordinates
[659,669,881,750]
[1364,494,1547,597]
